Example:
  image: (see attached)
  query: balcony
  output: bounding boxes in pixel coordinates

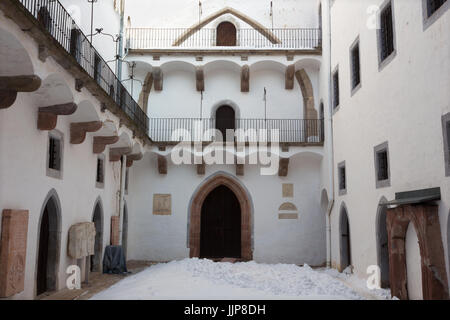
[14,0,149,134]
[149,118,324,145]
[126,28,322,51]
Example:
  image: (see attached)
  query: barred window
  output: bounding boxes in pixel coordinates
[377,151,389,181]
[96,157,104,184]
[338,161,346,195]
[380,3,395,62]
[48,137,61,171]
[374,141,390,188]
[427,0,447,17]
[350,42,361,89]
[333,68,340,109]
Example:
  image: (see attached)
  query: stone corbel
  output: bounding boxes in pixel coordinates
[158,155,167,174]
[285,64,295,90]
[196,66,204,92]
[126,152,144,167]
[70,121,103,144]
[0,75,41,109]
[153,67,163,91]
[37,102,78,131]
[93,136,119,154]
[241,65,250,92]
[278,158,290,177]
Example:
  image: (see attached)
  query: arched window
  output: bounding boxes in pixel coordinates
[216,22,237,46]
[215,105,235,141]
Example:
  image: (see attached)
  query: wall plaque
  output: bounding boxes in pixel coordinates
[282,183,294,198]
[153,194,171,215]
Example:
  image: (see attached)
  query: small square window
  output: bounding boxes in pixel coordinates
[332,68,340,110]
[338,161,347,195]
[350,39,361,92]
[96,156,105,188]
[47,131,63,179]
[374,142,391,188]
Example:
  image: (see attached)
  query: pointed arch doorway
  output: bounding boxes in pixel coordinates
[189,173,253,260]
[91,199,104,272]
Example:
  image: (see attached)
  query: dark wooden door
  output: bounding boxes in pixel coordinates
[216,22,237,46]
[37,207,49,295]
[215,105,235,141]
[200,185,241,258]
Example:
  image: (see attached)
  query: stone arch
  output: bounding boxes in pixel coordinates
[339,202,351,272]
[35,189,62,296]
[295,69,317,120]
[376,196,390,288]
[173,7,281,46]
[91,197,104,272]
[188,172,253,260]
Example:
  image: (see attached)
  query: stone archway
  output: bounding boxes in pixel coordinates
[189,173,252,260]
[35,189,61,296]
[91,198,104,272]
[339,203,351,271]
[376,197,390,288]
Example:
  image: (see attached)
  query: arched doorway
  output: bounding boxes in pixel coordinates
[339,204,351,271]
[215,105,235,141]
[189,173,252,260]
[91,199,103,272]
[376,198,390,288]
[216,22,237,46]
[122,202,129,260]
[200,185,241,258]
[36,190,61,296]
[406,222,423,300]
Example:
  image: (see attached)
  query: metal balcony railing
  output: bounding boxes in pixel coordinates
[126,28,322,50]
[149,118,324,144]
[16,0,149,134]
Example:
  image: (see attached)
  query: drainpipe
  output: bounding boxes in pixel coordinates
[325,0,335,269]
[118,155,127,246]
[117,0,125,80]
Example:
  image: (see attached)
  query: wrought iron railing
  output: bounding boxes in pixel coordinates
[16,0,149,133]
[126,28,322,50]
[149,118,324,144]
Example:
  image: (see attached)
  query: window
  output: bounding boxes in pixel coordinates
[350,38,361,92]
[442,113,450,176]
[422,0,449,29]
[426,0,447,17]
[338,161,347,195]
[125,168,129,193]
[47,131,63,179]
[332,67,340,110]
[96,156,105,188]
[378,1,396,66]
[374,142,390,188]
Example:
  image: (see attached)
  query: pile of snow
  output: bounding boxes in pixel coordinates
[91,258,385,300]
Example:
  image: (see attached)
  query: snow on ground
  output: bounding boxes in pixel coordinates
[91,258,391,300]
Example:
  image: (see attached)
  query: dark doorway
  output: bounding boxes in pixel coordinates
[122,203,128,260]
[340,205,351,271]
[377,201,390,288]
[200,185,241,259]
[91,201,103,272]
[215,105,235,141]
[216,22,237,46]
[37,196,60,296]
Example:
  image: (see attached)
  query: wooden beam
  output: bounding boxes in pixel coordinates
[158,155,167,174]
[285,64,295,90]
[70,121,102,144]
[109,147,132,162]
[241,65,250,92]
[153,67,163,91]
[0,90,18,109]
[278,158,290,177]
[93,136,119,154]
[0,75,42,92]
[37,102,78,131]
[196,66,204,92]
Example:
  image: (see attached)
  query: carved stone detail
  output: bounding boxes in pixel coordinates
[70,121,102,144]
[37,102,78,131]
[93,136,119,154]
